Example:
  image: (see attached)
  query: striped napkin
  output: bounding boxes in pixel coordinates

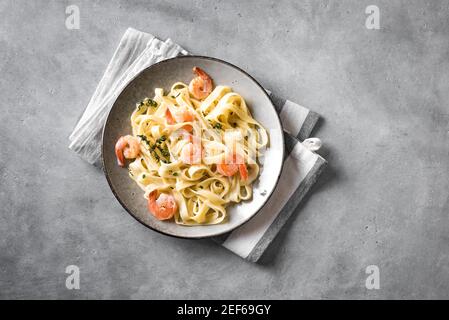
[69,28,327,262]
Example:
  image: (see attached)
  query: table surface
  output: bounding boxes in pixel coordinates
[1,0,448,299]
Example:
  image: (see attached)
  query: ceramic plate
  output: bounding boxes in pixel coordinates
[102,56,284,238]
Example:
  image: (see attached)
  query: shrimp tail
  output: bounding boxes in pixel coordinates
[166,108,176,125]
[239,164,248,181]
[193,67,208,79]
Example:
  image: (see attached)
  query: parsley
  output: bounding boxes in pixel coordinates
[156,145,170,161]
[151,150,160,161]
[208,120,223,130]
[172,172,178,176]
[138,134,169,163]
[145,98,158,108]
[137,135,150,147]
[142,174,146,179]
[136,102,147,112]
[137,98,158,111]
[156,135,167,144]
[161,148,170,157]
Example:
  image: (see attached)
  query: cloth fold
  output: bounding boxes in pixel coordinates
[69,28,327,262]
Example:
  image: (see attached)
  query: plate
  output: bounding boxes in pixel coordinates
[102,56,284,238]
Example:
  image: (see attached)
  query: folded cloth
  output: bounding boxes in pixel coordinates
[69,28,327,262]
[69,29,187,164]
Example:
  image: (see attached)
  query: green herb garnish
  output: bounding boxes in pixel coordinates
[137,98,158,111]
[145,98,158,108]
[160,148,170,157]
[172,172,178,176]
[137,135,151,147]
[152,151,160,161]
[136,102,147,112]
[213,122,223,130]
[156,135,167,144]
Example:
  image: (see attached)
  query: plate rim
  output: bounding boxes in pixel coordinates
[101,55,285,239]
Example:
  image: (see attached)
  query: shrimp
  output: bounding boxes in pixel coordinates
[180,142,202,164]
[189,67,213,100]
[166,109,176,125]
[166,108,194,132]
[148,190,178,220]
[217,153,248,181]
[115,135,140,167]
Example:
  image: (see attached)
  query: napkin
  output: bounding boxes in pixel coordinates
[69,28,327,262]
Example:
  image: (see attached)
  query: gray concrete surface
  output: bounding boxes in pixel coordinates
[1,0,448,299]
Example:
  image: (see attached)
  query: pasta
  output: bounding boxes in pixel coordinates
[115,67,268,225]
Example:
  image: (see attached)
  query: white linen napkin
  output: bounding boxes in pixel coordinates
[69,28,327,262]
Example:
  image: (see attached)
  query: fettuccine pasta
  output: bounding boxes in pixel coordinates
[114,67,268,225]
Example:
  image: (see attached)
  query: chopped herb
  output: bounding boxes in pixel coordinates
[152,151,160,161]
[145,98,158,108]
[160,148,170,157]
[213,122,223,130]
[137,135,151,147]
[142,174,146,179]
[156,144,170,160]
[138,134,169,163]
[174,92,181,98]
[136,102,147,112]
[172,172,178,176]
[137,98,158,110]
[156,135,167,144]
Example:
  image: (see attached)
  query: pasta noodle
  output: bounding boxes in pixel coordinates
[116,68,268,225]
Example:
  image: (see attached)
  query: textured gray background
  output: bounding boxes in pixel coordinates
[1,0,448,299]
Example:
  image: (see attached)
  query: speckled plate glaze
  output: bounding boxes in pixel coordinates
[102,56,284,238]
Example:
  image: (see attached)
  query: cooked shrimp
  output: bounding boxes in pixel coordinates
[238,161,248,181]
[173,109,195,123]
[148,190,178,220]
[115,135,140,167]
[166,109,176,125]
[189,67,213,100]
[178,130,193,143]
[217,161,239,177]
[180,142,203,164]
[166,108,194,132]
[217,154,248,181]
